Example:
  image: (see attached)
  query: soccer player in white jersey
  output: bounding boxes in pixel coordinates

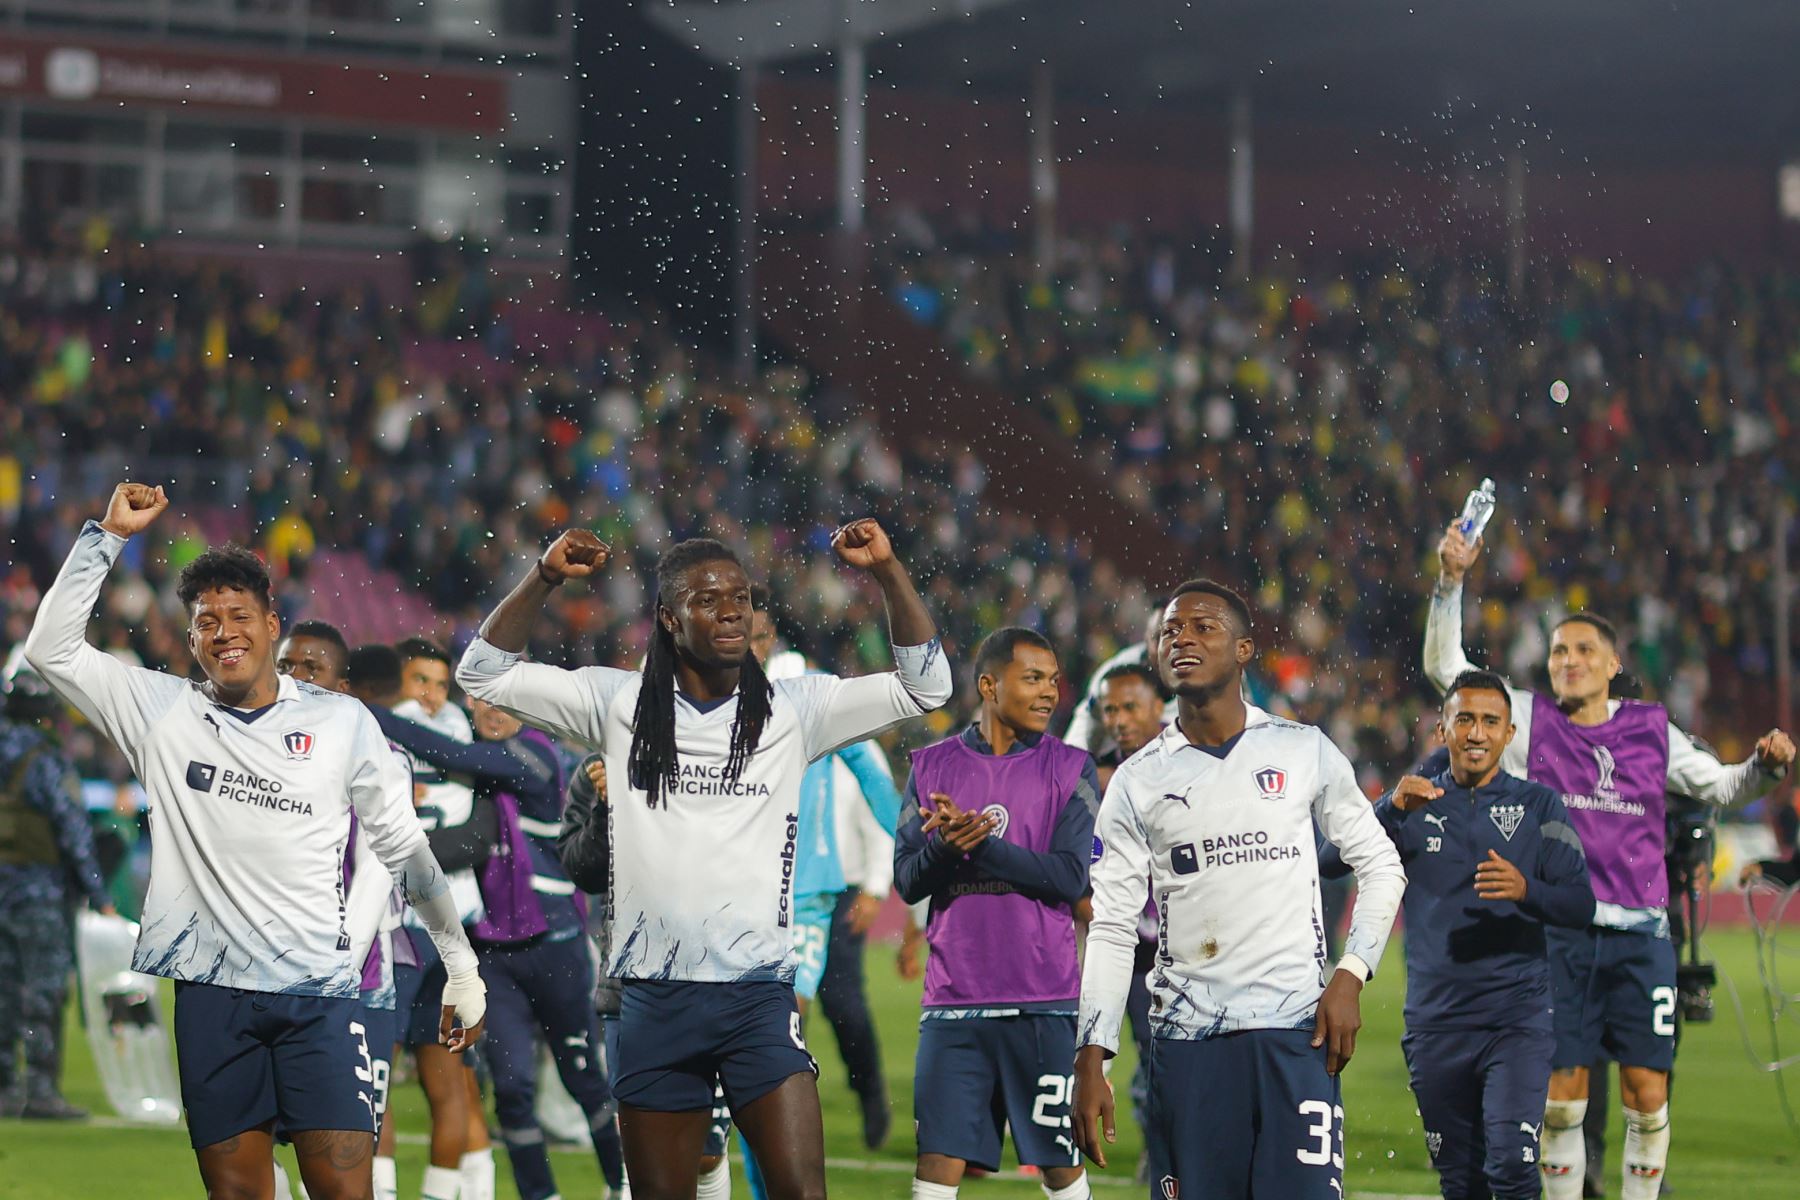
[456,520,951,1200]
[1428,525,1794,1199]
[24,483,488,1200]
[1073,580,1405,1200]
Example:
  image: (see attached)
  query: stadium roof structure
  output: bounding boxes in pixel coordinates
[649,0,1800,156]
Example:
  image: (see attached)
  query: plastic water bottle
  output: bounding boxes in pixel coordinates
[1457,478,1497,542]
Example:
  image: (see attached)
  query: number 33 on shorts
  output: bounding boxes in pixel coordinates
[1297,1100,1345,1170]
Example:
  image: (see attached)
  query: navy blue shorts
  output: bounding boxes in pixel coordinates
[1148,1029,1342,1200]
[913,1014,1078,1171]
[1404,1026,1554,1200]
[1548,926,1676,1071]
[358,1000,398,1127]
[604,1015,732,1157]
[173,982,377,1149]
[403,929,449,1049]
[612,980,814,1116]
[391,964,422,1050]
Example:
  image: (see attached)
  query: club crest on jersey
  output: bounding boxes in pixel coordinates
[1091,835,1105,863]
[1252,766,1287,800]
[1159,1176,1179,1200]
[1489,803,1526,841]
[981,803,1010,840]
[282,730,316,761]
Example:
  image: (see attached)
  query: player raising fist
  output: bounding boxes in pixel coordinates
[24,485,487,1199]
[1427,521,1795,1200]
[456,519,951,1200]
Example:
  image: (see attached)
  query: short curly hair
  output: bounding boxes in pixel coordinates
[176,545,272,611]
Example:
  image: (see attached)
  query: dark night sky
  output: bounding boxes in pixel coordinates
[572,7,738,350]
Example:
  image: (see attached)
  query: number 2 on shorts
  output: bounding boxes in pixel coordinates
[1651,985,1676,1036]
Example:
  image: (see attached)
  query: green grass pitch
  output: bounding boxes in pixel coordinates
[4,927,1796,1198]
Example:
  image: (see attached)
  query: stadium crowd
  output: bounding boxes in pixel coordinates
[3,220,1794,798]
[0,231,1163,787]
[882,211,1798,766]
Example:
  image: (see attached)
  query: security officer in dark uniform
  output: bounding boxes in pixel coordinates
[0,646,112,1120]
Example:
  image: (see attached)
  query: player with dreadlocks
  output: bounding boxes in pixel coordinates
[457,520,952,1200]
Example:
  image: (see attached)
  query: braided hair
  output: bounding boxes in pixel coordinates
[628,539,774,807]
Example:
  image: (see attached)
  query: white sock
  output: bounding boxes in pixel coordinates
[913,1179,959,1200]
[697,1157,732,1200]
[459,1148,495,1200]
[272,1160,295,1200]
[1042,1176,1090,1200]
[1541,1098,1587,1200]
[1620,1104,1670,1200]
[421,1164,463,1200]
[374,1156,398,1200]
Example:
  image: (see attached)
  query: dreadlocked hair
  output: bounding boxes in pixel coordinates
[628,539,774,808]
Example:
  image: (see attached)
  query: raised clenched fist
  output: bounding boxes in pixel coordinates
[100,484,169,539]
[830,518,895,571]
[540,529,611,585]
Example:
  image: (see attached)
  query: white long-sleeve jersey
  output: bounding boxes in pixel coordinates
[26,522,476,997]
[392,697,485,925]
[1078,706,1405,1053]
[457,634,951,982]
[1423,581,1773,806]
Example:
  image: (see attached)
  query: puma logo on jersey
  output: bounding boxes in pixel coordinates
[1422,812,1447,830]
[1161,791,1192,809]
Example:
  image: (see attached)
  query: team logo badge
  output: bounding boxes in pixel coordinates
[282,730,316,761]
[1090,835,1105,863]
[185,761,217,793]
[981,804,1010,840]
[1252,766,1287,800]
[1159,1175,1179,1200]
[1489,803,1525,841]
[1424,1130,1443,1159]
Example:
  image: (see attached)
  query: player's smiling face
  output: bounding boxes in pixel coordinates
[1547,619,1619,708]
[188,587,279,695]
[1441,685,1514,786]
[1157,592,1252,696]
[401,656,451,715]
[276,635,346,691]
[663,558,754,668]
[981,643,1062,736]
[1101,675,1163,757]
